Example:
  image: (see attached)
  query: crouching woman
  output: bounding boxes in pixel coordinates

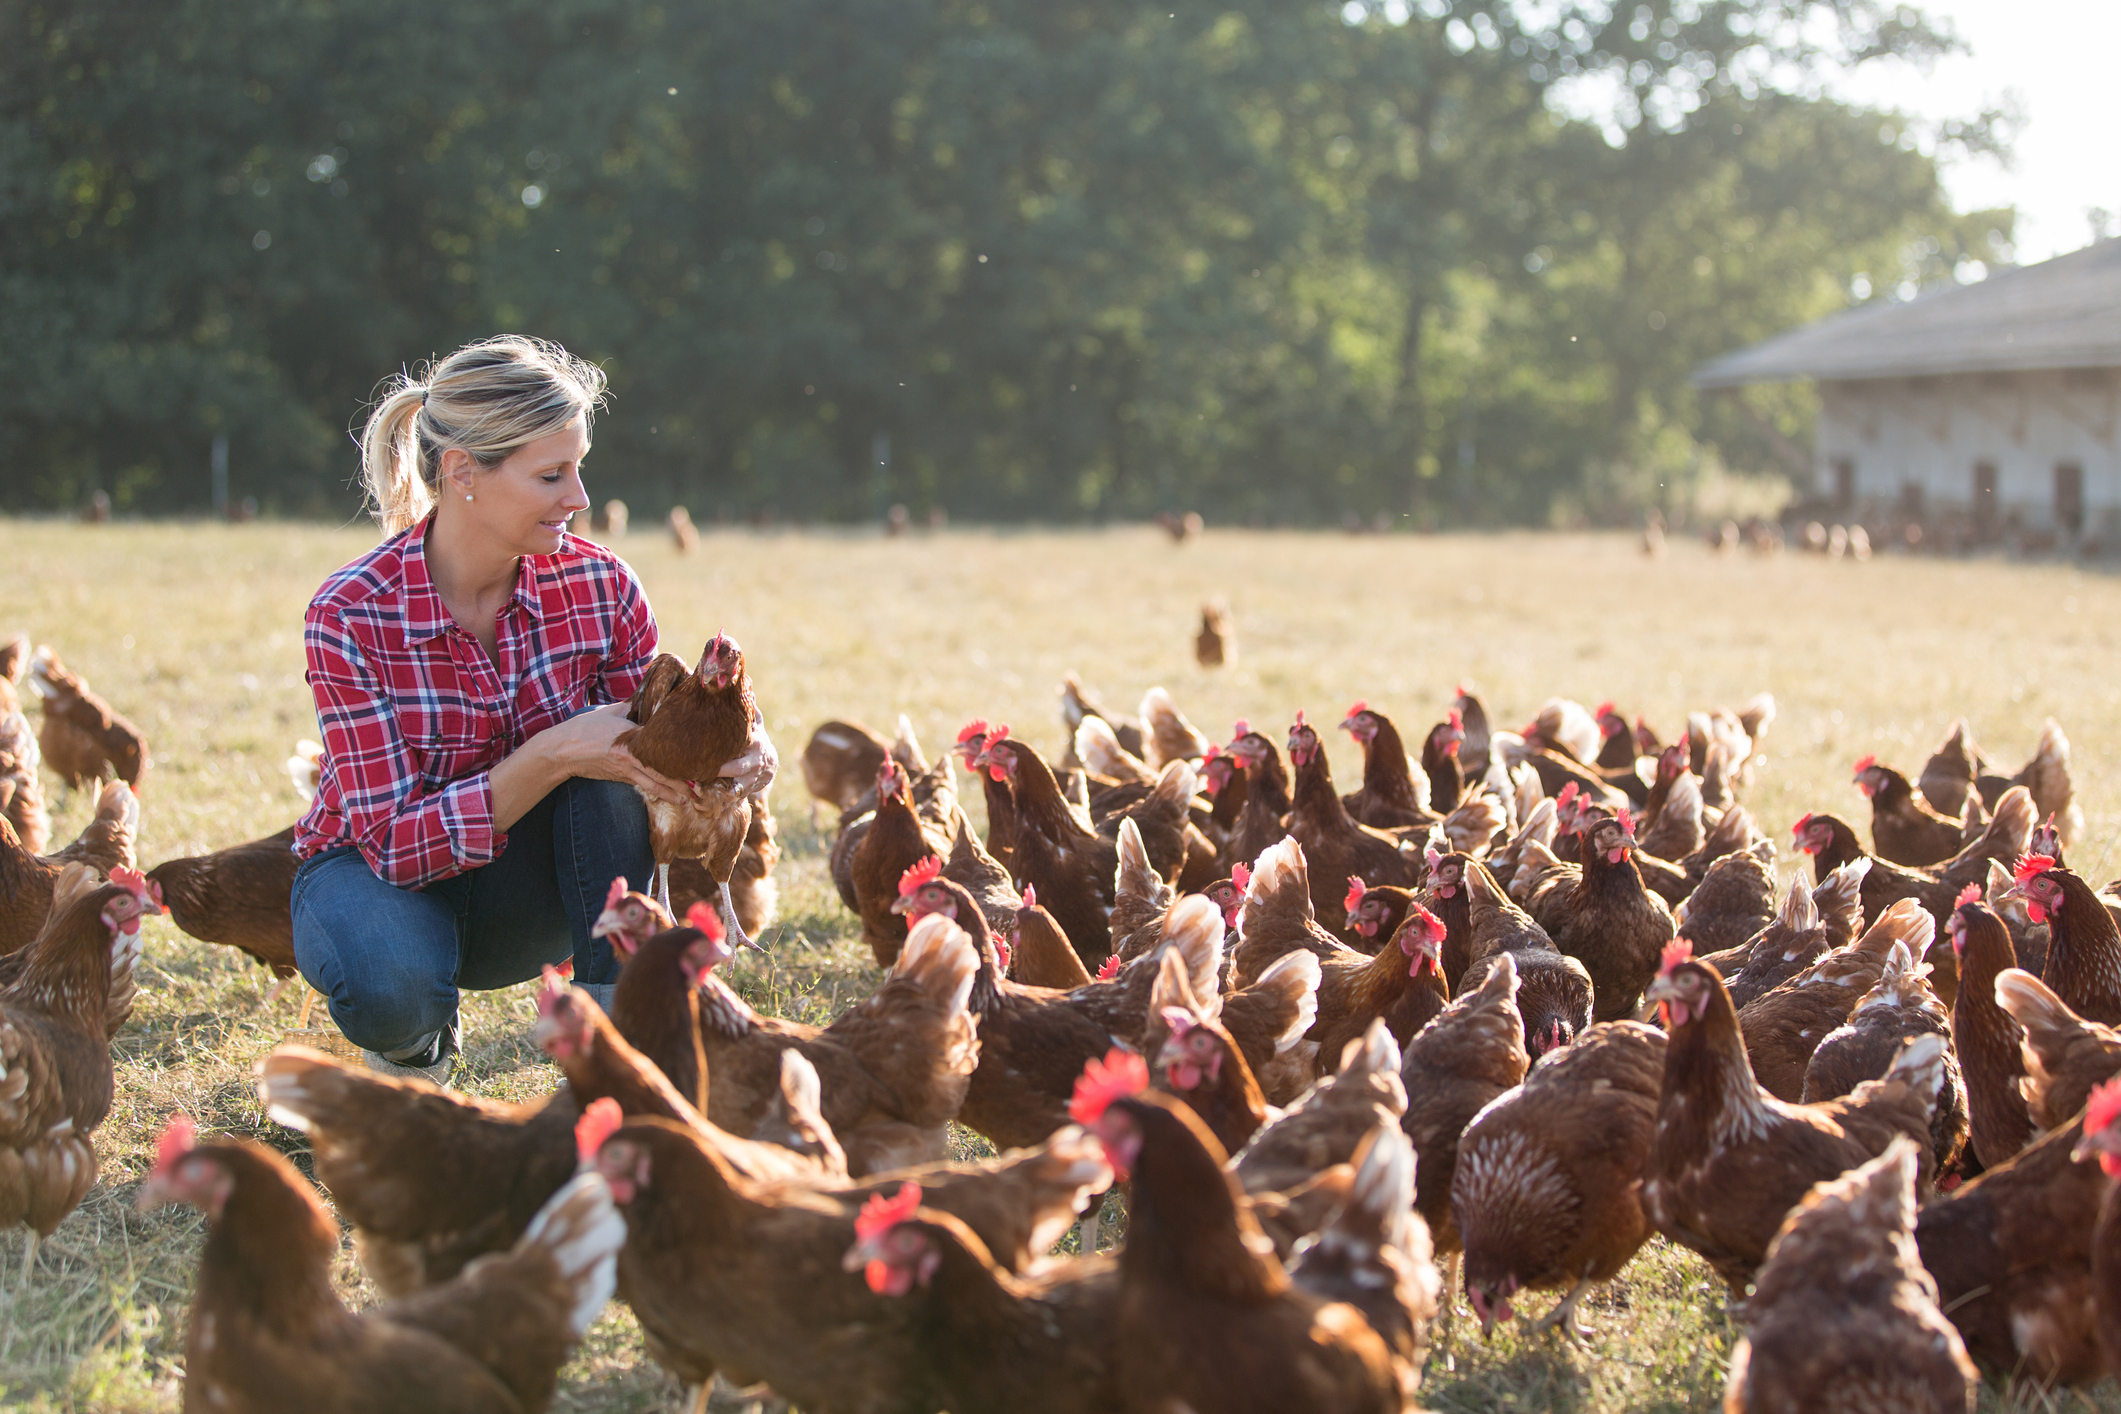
[290,336,773,1081]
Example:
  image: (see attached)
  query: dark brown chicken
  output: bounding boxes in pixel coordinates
[1738,898,1934,1102]
[1794,783,2032,929]
[1220,724,1294,874]
[1282,714,1421,936]
[1854,753,1965,867]
[1644,945,1947,1290]
[799,719,893,815]
[0,779,140,957]
[1400,953,1529,1257]
[1726,1138,1976,1414]
[848,757,957,967]
[1337,702,1433,830]
[145,825,300,984]
[1798,938,1968,1175]
[1950,888,2035,1170]
[1532,808,1674,1023]
[1454,1019,1665,1340]
[2005,853,2121,1026]
[28,645,148,789]
[1994,967,2121,1133]
[1434,853,1593,1060]
[1672,848,1776,959]
[618,633,761,945]
[1706,860,1869,1011]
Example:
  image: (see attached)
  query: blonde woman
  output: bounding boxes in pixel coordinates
[290,336,773,1081]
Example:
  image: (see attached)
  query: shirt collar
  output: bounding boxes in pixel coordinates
[399,516,549,645]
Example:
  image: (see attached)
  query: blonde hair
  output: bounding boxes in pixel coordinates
[358,336,608,537]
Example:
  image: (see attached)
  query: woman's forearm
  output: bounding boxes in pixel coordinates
[489,734,567,832]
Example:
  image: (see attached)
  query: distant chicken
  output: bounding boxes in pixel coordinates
[617,632,766,946]
[1644,943,1948,1289]
[1454,1020,1666,1340]
[145,825,301,991]
[143,1114,622,1414]
[1400,953,1529,1258]
[1726,1139,1976,1414]
[27,644,149,789]
[0,779,140,956]
[1197,599,1235,667]
[1793,783,2032,929]
[1853,752,1965,867]
[0,864,156,1280]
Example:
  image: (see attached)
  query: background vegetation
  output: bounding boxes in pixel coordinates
[5,0,2011,526]
[3,519,2117,1409]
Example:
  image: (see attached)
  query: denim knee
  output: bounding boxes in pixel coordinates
[291,846,461,1054]
[563,776,655,861]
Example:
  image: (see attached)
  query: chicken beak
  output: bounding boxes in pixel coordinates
[889,895,917,916]
[590,909,623,940]
[840,1236,881,1274]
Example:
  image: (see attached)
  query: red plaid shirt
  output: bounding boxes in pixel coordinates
[294,518,658,888]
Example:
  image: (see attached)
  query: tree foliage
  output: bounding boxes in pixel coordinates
[1,0,2009,523]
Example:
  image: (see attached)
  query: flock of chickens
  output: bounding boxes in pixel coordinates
[5,613,2121,1413]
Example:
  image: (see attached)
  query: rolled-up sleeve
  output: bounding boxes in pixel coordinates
[591,562,659,707]
[305,608,504,889]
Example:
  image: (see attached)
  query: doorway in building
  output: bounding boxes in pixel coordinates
[1973,462,1998,539]
[1831,458,1854,510]
[2056,462,2085,536]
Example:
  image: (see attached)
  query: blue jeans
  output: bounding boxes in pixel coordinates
[289,777,653,1056]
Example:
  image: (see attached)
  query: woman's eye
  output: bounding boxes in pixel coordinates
[542,473,563,484]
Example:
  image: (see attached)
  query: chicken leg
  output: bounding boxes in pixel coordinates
[19,1230,37,1287]
[719,880,765,954]
[1529,1275,1596,1343]
[654,862,672,916]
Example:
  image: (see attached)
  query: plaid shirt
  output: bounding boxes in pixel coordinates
[294,518,658,888]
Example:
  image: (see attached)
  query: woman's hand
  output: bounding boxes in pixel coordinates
[720,707,778,797]
[537,702,692,808]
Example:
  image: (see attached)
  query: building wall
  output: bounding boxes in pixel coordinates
[1815,368,2121,531]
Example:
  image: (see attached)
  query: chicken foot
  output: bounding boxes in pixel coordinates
[18,1230,37,1287]
[719,880,766,954]
[1528,1275,1596,1343]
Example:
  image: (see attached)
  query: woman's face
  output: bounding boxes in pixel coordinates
[447,417,592,558]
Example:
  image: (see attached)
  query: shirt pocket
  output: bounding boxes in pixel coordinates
[395,696,493,788]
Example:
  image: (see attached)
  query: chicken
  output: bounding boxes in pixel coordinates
[27,644,149,789]
[1915,718,1982,818]
[1794,782,2033,929]
[0,634,48,854]
[1949,888,2035,1170]
[1315,904,1451,1066]
[2003,852,2121,1025]
[1532,807,1675,1023]
[1059,672,1145,761]
[1591,700,1636,772]
[1725,1138,1976,1414]
[1643,944,1948,1290]
[1283,712,1423,934]
[1672,848,1776,958]
[1799,939,1968,1175]
[1069,1053,1405,1414]
[1143,948,1274,1155]
[617,632,764,944]
[847,757,957,967]
[144,825,300,987]
[0,864,155,1280]
[837,1183,1123,1414]
[1419,710,1469,816]
[1638,758,1705,863]
[1454,1020,1666,1339]
[1401,953,1530,1256]
[894,868,1192,1151]
[143,1114,622,1414]
[1219,723,1294,873]
[1431,852,1594,1060]
[0,779,140,957]
[1235,1018,1407,1202]
[1287,1122,1439,1404]
[800,719,893,815]
[2075,1081,2121,1382]
[1197,600,1235,668]
[1916,1113,2105,1385]
[1009,885,1092,989]
[1738,898,1934,1102]
[1344,880,1417,952]
[697,885,982,1175]
[1706,861,1868,1010]
[751,1050,851,1174]
[1139,686,1211,770]
[1853,752,1964,867]
[1336,702,1434,830]
[1994,967,2121,1133]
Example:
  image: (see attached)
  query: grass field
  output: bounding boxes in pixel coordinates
[2,517,2119,1412]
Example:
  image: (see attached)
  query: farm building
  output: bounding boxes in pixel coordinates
[1694,239,2121,543]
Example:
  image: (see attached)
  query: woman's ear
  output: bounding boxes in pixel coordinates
[438,446,478,500]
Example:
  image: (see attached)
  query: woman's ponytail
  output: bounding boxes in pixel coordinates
[359,381,438,538]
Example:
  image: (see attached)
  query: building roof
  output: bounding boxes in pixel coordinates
[1693,239,2121,388]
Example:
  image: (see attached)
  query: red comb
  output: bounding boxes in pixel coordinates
[1448,707,1462,729]
[537,965,570,1015]
[986,723,1011,744]
[1455,681,1472,698]
[1022,883,1038,910]
[1344,876,1368,913]
[1344,699,1368,720]
[1412,904,1446,942]
[854,1181,924,1244]
[898,856,945,897]
[1294,709,1308,729]
[2015,854,2058,885]
[1853,753,1877,774]
[1096,954,1124,981]
[1069,1048,1149,1126]
[1614,806,1634,836]
[1557,782,1579,808]
[1231,861,1251,892]
[1231,719,1249,739]
[154,1113,197,1177]
[576,1097,623,1162]
[604,877,629,910]
[956,719,990,745]
[1594,700,1616,720]
[111,863,152,899]
[2088,1078,2121,1139]
[685,901,725,940]
[1954,882,1982,911]
[1658,938,1694,976]
[1792,812,1814,836]
[1203,743,1221,762]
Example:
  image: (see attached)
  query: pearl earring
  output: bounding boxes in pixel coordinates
[465,494,474,502]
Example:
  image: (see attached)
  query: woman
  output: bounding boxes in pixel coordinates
[291,336,773,1081]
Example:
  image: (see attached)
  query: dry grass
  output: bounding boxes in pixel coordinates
[1,518,2118,1412]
